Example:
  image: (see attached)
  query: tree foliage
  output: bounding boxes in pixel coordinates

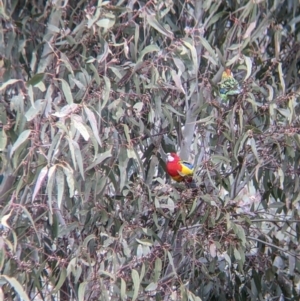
[0,0,300,300]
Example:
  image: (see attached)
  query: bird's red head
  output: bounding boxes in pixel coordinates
[167,152,180,162]
[225,68,231,76]
[223,68,232,78]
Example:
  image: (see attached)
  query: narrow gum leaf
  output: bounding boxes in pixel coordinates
[0,79,21,91]
[146,14,173,39]
[32,166,48,201]
[131,269,140,301]
[10,130,31,158]
[244,55,252,80]
[84,106,102,146]
[0,275,30,301]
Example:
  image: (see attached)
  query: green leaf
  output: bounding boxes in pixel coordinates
[146,13,173,39]
[173,57,186,74]
[18,205,41,245]
[231,222,246,247]
[0,210,12,229]
[163,103,184,116]
[61,52,74,75]
[96,18,115,30]
[269,202,285,209]
[137,45,160,64]
[278,62,285,93]
[10,130,31,158]
[182,39,199,72]
[71,74,87,90]
[133,102,144,113]
[0,275,30,301]
[0,240,5,271]
[187,198,198,217]
[78,282,88,301]
[62,165,75,197]
[154,258,162,282]
[232,131,246,160]
[88,63,101,85]
[167,251,176,275]
[135,238,153,246]
[101,76,111,108]
[244,55,252,80]
[25,99,44,121]
[226,53,240,66]
[52,268,67,293]
[252,269,262,293]
[26,73,44,86]
[224,253,231,267]
[71,115,90,141]
[52,103,79,118]
[120,278,127,300]
[131,269,140,301]
[32,165,48,201]
[48,24,60,33]
[234,248,241,260]
[83,234,96,248]
[198,36,218,65]
[211,155,231,164]
[84,106,102,146]
[0,79,21,91]
[171,69,185,94]
[56,168,65,209]
[145,282,158,292]
[73,141,85,179]
[68,137,77,171]
[249,137,260,163]
[122,124,131,145]
[0,130,7,151]
[99,270,115,280]
[85,148,112,171]
[60,78,73,104]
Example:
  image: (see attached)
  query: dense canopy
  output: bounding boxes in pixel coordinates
[0,0,300,300]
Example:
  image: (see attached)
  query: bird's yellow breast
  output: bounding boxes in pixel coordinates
[180,164,194,177]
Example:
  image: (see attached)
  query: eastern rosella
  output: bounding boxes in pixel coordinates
[218,68,241,102]
[166,153,194,183]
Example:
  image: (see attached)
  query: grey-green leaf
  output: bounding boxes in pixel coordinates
[10,130,31,158]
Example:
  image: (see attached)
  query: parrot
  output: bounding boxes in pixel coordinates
[165,152,194,183]
[218,68,241,102]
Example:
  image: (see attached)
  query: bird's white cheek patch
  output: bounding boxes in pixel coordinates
[167,155,174,162]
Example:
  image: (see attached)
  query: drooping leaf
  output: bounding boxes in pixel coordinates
[25,99,44,121]
[131,269,140,301]
[78,282,88,301]
[60,78,73,104]
[71,115,90,141]
[85,148,112,171]
[62,164,75,197]
[56,167,65,209]
[52,268,67,293]
[146,13,173,39]
[10,130,31,158]
[84,106,102,146]
[0,130,7,151]
[0,79,21,91]
[47,165,56,216]
[244,55,252,80]
[0,275,30,301]
[32,165,48,201]
[137,45,160,64]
